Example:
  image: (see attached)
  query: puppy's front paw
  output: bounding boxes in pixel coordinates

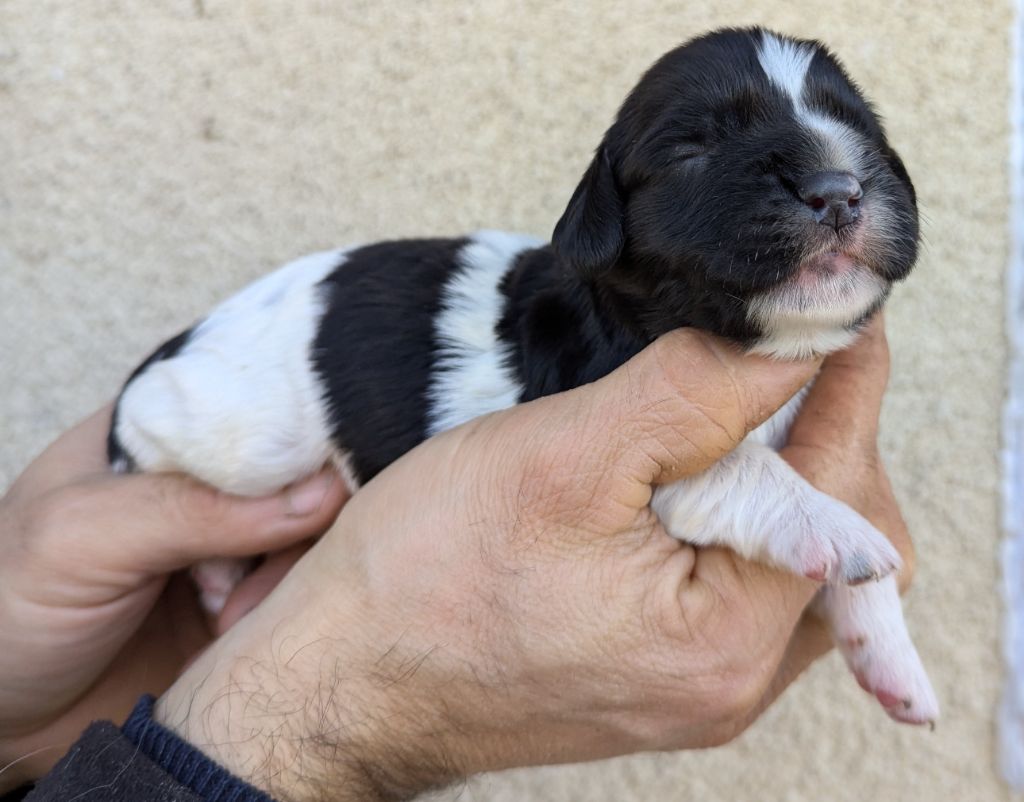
[766,493,901,585]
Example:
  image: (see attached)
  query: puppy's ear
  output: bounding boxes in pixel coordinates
[552,146,625,279]
[885,145,916,206]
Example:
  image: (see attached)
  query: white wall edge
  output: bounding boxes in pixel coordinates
[1002,0,1024,788]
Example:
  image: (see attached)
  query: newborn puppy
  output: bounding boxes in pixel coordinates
[108,28,937,725]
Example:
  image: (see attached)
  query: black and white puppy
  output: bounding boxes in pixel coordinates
[108,28,937,725]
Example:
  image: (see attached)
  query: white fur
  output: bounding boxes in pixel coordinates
[747,266,887,358]
[756,32,864,174]
[426,230,539,435]
[652,432,900,585]
[333,450,362,494]
[654,393,938,722]
[115,248,348,495]
[816,578,940,724]
[756,32,815,109]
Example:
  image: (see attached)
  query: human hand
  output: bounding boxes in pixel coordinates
[155,328,888,802]
[0,408,348,790]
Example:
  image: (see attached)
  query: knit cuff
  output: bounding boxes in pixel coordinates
[122,695,275,802]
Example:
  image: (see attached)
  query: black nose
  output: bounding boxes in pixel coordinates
[798,171,863,231]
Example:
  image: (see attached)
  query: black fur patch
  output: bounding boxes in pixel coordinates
[312,239,468,482]
[497,246,645,401]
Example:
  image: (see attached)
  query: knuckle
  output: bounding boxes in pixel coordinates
[696,721,745,753]
[21,486,88,536]
[701,716,754,748]
[659,582,718,647]
[14,485,95,560]
[701,726,742,749]
[659,590,775,727]
[161,475,232,533]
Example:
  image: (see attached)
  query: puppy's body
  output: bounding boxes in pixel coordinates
[109,232,640,491]
[109,28,938,725]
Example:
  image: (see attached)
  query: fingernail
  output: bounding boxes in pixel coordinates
[285,472,334,517]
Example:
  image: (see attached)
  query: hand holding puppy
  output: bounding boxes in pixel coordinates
[155,325,913,802]
[0,419,348,791]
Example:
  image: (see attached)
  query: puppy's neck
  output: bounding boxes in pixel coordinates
[497,246,648,400]
[586,253,763,345]
[576,254,878,360]
[500,246,868,401]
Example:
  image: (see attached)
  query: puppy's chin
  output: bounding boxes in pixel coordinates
[745,256,888,360]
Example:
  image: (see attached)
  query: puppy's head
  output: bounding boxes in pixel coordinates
[553,28,918,358]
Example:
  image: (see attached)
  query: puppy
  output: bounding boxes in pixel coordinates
[108,27,938,725]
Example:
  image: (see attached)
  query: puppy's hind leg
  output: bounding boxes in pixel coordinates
[815,578,939,726]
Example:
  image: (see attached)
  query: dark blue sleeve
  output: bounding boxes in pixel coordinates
[24,696,276,802]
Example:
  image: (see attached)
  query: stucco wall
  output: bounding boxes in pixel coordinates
[0,2,1013,800]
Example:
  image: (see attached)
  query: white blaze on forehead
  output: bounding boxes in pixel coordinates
[755,32,862,173]
[756,31,815,107]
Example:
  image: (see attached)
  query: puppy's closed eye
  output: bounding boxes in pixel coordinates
[672,143,706,163]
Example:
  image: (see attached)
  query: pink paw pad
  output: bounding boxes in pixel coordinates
[850,669,939,728]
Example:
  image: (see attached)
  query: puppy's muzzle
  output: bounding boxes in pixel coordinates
[799,171,863,232]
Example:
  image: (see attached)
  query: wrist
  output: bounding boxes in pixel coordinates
[154,575,475,802]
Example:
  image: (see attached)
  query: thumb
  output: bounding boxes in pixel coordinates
[50,467,349,576]
[570,329,820,486]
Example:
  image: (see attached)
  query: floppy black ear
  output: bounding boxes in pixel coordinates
[885,145,916,207]
[552,146,625,279]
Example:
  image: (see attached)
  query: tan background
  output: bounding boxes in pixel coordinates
[0,1,1013,800]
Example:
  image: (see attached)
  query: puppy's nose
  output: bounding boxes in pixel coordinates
[798,171,863,231]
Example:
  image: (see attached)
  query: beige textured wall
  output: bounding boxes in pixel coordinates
[0,2,1014,800]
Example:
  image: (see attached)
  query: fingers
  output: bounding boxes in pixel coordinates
[742,612,834,728]
[871,460,916,593]
[35,468,349,577]
[689,547,822,647]
[567,329,821,486]
[3,405,115,503]
[683,550,835,741]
